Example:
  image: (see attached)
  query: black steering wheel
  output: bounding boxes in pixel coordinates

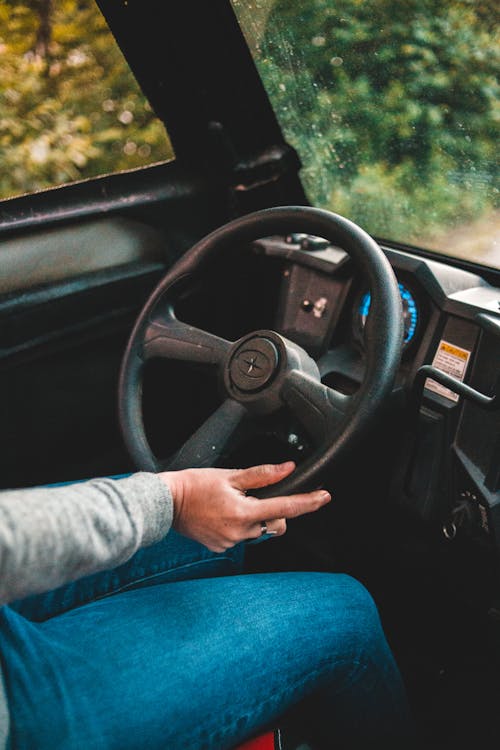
[118,206,403,497]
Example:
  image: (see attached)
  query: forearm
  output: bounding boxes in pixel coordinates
[0,472,173,606]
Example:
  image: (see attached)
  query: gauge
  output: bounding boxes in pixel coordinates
[357,281,418,347]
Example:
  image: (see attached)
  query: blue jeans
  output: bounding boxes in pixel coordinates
[0,531,415,749]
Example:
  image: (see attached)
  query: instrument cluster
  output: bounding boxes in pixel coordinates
[352,280,420,352]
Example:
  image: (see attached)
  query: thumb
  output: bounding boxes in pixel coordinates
[233,462,296,491]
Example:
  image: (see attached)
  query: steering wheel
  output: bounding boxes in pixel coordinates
[118,206,403,497]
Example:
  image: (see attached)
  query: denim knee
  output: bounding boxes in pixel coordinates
[316,573,390,667]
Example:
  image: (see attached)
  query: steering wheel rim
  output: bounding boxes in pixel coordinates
[118,206,403,496]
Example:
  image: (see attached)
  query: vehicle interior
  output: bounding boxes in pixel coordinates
[1,1,499,748]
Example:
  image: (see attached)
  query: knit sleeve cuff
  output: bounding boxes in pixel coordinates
[110,472,174,547]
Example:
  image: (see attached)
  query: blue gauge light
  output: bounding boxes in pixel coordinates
[359,282,418,345]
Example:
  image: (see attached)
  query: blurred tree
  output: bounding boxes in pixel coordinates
[233,0,499,248]
[0,0,173,199]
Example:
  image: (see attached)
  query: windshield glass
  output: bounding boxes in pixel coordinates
[231,0,499,270]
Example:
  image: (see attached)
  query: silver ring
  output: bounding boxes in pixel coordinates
[260,521,278,537]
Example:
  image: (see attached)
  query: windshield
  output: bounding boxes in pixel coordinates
[231,0,499,270]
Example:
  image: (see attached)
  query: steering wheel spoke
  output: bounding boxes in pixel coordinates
[165,398,248,470]
[281,369,351,445]
[143,309,231,368]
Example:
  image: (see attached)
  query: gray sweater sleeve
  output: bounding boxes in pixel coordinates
[0,472,173,606]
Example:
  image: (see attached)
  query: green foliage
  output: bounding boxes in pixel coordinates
[0,0,173,199]
[2,0,498,259]
[233,0,499,255]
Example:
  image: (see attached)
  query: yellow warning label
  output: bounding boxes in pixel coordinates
[424,339,471,402]
[439,342,469,360]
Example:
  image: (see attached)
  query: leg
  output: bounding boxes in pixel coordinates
[10,530,244,622]
[0,572,415,749]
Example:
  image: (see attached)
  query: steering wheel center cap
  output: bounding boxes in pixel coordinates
[229,337,279,392]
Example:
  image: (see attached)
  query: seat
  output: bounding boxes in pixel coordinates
[235,730,277,749]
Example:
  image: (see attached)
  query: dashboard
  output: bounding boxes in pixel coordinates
[254,233,500,560]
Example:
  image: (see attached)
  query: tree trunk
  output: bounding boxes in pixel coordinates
[35,0,53,58]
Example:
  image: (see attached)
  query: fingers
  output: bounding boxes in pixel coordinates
[246,489,331,524]
[167,462,330,553]
[233,461,296,491]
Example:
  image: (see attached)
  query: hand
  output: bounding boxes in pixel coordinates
[158,462,331,552]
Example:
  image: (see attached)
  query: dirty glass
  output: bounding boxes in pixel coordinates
[231,0,499,269]
[0,0,173,201]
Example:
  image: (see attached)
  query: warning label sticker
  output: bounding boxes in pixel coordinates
[425,340,471,402]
